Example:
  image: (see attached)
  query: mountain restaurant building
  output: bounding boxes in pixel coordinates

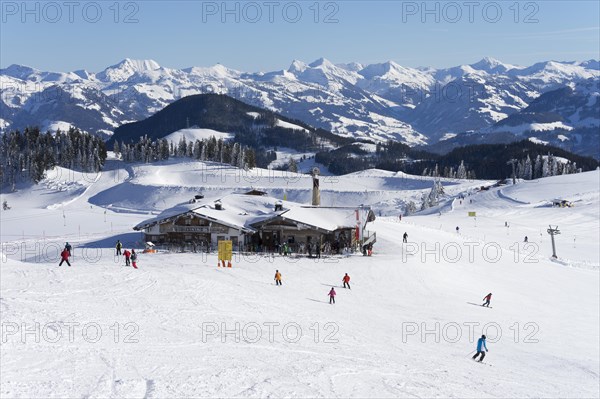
[133,193,376,254]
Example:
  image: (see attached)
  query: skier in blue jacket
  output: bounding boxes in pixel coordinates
[472,335,488,362]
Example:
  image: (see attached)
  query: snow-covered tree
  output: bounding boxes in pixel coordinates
[551,155,559,176]
[405,200,418,215]
[523,155,533,180]
[288,157,298,173]
[421,178,445,210]
[457,160,467,179]
[542,154,551,178]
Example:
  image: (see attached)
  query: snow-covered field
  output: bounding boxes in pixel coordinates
[163,128,234,144]
[1,158,598,398]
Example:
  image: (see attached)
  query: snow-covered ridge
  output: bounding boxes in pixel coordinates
[2,57,597,147]
[163,128,234,143]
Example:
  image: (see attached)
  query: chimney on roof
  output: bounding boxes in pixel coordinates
[275,200,283,212]
[311,167,320,206]
[214,200,222,210]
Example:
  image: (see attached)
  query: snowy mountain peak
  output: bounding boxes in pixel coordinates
[0,64,39,80]
[72,69,92,80]
[359,61,404,78]
[336,62,364,72]
[308,57,335,69]
[288,60,308,74]
[118,58,161,71]
[96,58,161,82]
[470,57,516,74]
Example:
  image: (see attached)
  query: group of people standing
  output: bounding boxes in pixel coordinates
[58,240,138,269]
[116,240,138,269]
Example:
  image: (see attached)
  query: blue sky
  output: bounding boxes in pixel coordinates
[1,1,599,72]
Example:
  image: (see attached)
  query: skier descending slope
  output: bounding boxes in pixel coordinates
[482,293,492,307]
[472,335,489,362]
[58,248,71,267]
[116,240,122,256]
[342,273,351,289]
[274,270,282,286]
[329,287,336,304]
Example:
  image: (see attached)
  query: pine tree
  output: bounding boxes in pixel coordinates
[551,155,559,176]
[542,155,550,178]
[177,137,187,157]
[244,147,256,169]
[420,191,430,211]
[406,200,418,215]
[524,155,533,180]
[457,160,467,179]
[231,143,240,166]
[193,140,202,159]
[288,157,298,173]
[534,155,542,179]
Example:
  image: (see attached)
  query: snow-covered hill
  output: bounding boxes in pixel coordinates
[1,58,597,150]
[0,158,598,397]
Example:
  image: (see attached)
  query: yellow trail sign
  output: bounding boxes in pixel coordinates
[468,212,477,217]
[218,240,233,260]
[218,240,233,268]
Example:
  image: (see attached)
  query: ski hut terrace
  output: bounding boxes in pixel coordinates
[133,193,376,254]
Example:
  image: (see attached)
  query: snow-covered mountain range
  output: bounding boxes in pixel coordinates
[1,57,598,152]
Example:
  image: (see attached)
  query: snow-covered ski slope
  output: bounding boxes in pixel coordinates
[1,158,598,398]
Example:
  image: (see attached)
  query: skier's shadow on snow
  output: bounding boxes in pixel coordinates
[320,283,344,289]
[307,298,330,304]
[467,302,487,307]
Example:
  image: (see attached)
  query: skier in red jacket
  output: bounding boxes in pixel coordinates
[482,293,492,307]
[123,249,131,266]
[342,273,351,289]
[59,248,71,267]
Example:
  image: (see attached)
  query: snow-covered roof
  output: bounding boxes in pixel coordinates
[133,201,206,230]
[190,195,291,232]
[135,194,295,233]
[134,194,371,233]
[273,206,361,232]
